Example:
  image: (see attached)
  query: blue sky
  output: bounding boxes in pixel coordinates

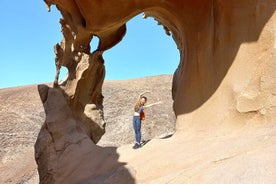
[0,0,179,89]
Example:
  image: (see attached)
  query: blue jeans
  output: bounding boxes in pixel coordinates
[133,116,141,144]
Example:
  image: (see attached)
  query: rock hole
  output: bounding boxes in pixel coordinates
[98,14,179,146]
[58,66,68,84]
[90,35,100,53]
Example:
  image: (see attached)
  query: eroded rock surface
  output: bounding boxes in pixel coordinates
[35,85,135,183]
[35,0,276,183]
[0,75,174,183]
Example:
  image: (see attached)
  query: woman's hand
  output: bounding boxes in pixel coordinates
[138,91,150,98]
[155,101,162,105]
[140,91,150,96]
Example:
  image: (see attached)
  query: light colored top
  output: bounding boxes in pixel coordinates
[133,106,143,116]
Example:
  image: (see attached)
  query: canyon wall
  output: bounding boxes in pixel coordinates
[35,0,276,183]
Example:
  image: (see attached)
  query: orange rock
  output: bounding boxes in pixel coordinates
[35,0,276,183]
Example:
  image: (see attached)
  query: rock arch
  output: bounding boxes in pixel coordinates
[35,0,276,183]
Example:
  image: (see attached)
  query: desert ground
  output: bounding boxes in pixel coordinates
[0,75,175,183]
[1,74,275,183]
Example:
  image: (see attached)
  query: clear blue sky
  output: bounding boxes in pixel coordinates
[0,0,179,89]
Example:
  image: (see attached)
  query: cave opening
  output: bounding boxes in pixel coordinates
[97,14,180,146]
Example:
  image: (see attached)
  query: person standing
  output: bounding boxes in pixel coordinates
[132,92,161,149]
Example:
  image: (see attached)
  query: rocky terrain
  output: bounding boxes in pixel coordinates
[2,0,276,183]
[0,75,175,183]
[1,76,275,183]
[99,75,175,146]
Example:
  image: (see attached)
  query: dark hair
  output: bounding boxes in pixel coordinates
[141,96,147,102]
[134,96,147,111]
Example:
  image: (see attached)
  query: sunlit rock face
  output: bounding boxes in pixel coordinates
[35,0,276,183]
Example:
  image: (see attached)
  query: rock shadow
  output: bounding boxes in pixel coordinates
[173,1,276,115]
[84,146,136,184]
[35,86,136,184]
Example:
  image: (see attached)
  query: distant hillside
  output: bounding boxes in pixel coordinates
[99,74,175,146]
[0,84,44,183]
[0,74,175,183]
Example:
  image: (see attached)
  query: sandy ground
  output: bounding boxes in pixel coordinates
[117,120,276,183]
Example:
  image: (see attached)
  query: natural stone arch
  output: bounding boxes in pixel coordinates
[35,1,276,183]
[97,13,179,146]
[44,0,185,144]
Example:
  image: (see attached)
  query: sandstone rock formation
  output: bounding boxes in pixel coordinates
[0,75,174,183]
[36,85,135,183]
[35,0,276,183]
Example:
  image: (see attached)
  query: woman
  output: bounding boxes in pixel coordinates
[132,92,161,149]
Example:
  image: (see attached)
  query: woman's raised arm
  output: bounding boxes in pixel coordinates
[144,101,162,108]
[137,91,150,100]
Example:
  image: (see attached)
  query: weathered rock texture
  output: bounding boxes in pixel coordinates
[35,0,276,183]
[36,85,135,183]
[0,75,174,183]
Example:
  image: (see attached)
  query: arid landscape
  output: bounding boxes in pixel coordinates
[0,84,44,183]
[1,0,276,183]
[0,75,175,183]
[1,74,275,183]
[99,75,175,147]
